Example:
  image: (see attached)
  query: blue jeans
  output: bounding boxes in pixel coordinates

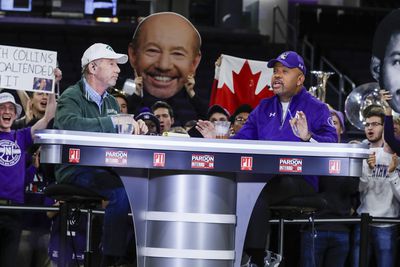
[300,230,349,267]
[65,167,131,257]
[351,224,397,267]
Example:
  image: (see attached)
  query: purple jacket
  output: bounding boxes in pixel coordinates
[232,87,337,189]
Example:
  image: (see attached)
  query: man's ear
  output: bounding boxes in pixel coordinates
[297,73,305,86]
[87,62,96,75]
[171,117,175,125]
[128,43,137,70]
[370,56,381,82]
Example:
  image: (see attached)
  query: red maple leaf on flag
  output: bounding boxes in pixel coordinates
[210,55,274,115]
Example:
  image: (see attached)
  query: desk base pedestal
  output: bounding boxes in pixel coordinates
[121,169,238,267]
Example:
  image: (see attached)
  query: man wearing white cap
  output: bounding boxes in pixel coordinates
[0,91,56,267]
[54,43,147,266]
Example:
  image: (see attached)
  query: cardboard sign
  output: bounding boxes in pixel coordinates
[0,45,57,93]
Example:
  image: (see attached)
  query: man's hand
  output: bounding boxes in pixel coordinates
[388,153,398,173]
[54,68,63,83]
[134,76,143,97]
[185,74,196,98]
[196,120,216,138]
[215,56,222,67]
[113,115,147,135]
[289,111,311,141]
[367,152,376,170]
[136,119,148,135]
[380,89,392,116]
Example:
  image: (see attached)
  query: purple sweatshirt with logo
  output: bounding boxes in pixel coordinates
[0,128,33,203]
[232,87,337,189]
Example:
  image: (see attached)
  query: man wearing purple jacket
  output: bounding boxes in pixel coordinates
[241,51,337,265]
[199,51,337,266]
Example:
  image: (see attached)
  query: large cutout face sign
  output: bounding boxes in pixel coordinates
[128,12,202,99]
[370,9,400,113]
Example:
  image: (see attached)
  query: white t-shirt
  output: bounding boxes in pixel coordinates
[281,101,289,122]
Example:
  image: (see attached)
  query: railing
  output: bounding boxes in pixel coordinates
[0,202,390,267]
[301,36,315,85]
[269,213,398,267]
[272,5,298,50]
[319,56,355,112]
[0,203,132,217]
[269,215,400,224]
[343,74,356,93]
[0,203,106,215]
[272,5,356,113]
[270,4,362,115]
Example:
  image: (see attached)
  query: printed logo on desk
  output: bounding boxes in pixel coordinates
[105,150,128,166]
[241,156,253,171]
[153,153,165,167]
[279,158,303,173]
[191,154,214,169]
[329,160,341,174]
[68,148,80,164]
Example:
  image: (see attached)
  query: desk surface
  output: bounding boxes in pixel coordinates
[35,129,370,267]
[35,130,369,177]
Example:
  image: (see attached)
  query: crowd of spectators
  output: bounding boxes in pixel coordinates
[1,9,400,267]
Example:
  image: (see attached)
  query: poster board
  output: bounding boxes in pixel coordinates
[0,45,57,93]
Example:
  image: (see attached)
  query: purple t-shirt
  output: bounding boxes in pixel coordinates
[0,128,32,203]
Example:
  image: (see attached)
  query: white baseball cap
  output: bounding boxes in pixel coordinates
[0,92,22,118]
[81,43,128,68]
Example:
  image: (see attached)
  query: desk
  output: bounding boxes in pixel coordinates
[35,130,369,267]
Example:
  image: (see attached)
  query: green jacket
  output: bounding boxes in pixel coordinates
[54,79,120,182]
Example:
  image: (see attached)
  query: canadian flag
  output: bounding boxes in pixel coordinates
[209,54,274,115]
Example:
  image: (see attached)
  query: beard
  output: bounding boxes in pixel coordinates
[367,134,382,144]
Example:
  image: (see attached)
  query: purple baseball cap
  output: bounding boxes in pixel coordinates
[267,51,306,75]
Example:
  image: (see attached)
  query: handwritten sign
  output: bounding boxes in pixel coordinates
[0,45,57,93]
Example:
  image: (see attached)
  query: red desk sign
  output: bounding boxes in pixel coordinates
[329,160,341,174]
[241,156,253,171]
[153,153,166,167]
[68,148,80,163]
